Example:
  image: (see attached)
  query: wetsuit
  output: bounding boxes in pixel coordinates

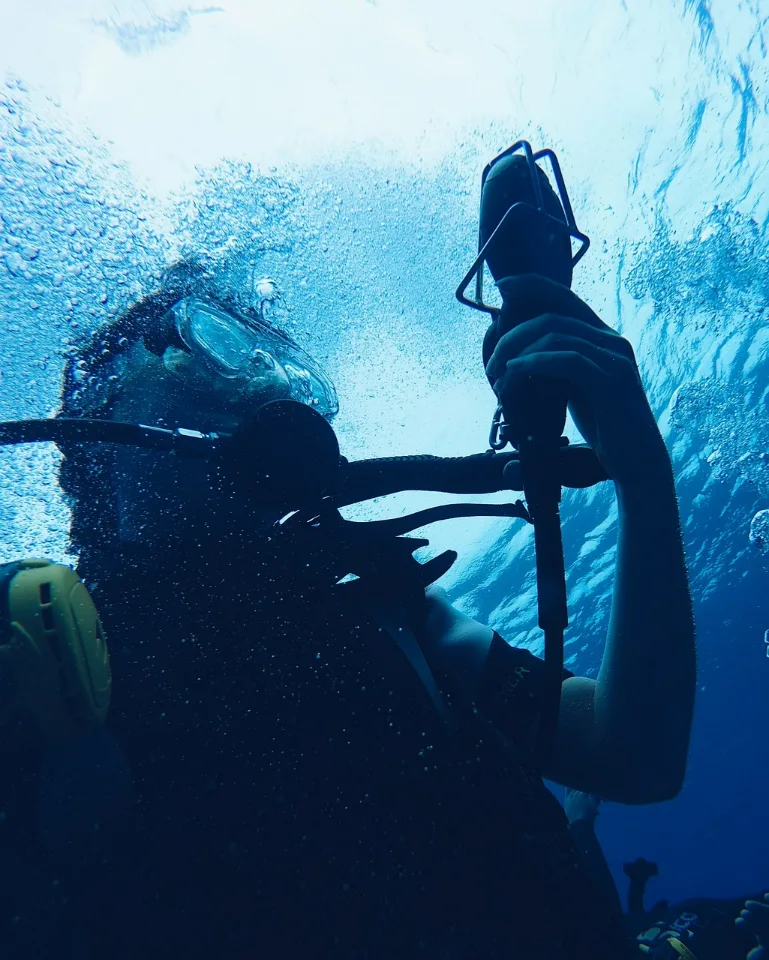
[20,522,628,959]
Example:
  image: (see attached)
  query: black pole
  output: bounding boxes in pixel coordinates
[457,140,590,768]
[521,436,568,761]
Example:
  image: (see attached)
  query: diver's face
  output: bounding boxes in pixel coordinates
[110,344,279,544]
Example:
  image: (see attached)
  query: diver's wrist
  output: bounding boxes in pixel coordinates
[613,447,676,502]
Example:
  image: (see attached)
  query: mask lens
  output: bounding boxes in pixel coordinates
[186,303,257,376]
[169,297,339,418]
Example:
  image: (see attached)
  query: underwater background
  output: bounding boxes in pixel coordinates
[0,0,767,909]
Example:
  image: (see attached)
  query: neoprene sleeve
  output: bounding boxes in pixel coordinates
[475,631,574,754]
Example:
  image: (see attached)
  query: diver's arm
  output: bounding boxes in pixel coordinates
[481,276,696,805]
[546,461,696,804]
[422,463,695,804]
[423,468,696,806]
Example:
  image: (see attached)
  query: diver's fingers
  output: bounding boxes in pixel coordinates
[514,329,634,373]
[737,897,769,946]
[747,947,765,960]
[743,899,769,921]
[495,274,612,336]
[491,345,626,409]
[737,906,763,924]
[485,314,635,386]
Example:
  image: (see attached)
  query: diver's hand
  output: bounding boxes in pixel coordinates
[484,274,671,488]
[736,892,769,960]
[563,787,600,826]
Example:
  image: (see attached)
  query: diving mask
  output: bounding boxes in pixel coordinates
[145,296,339,419]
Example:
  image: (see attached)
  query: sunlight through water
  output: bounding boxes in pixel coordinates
[1,0,768,909]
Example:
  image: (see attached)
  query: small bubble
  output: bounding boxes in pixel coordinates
[4,251,24,275]
[749,509,769,554]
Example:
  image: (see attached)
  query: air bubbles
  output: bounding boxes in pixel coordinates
[254,277,279,301]
[749,509,769,553]
[3,251,24,275]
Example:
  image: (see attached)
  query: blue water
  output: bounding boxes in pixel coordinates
[1,0,768,914]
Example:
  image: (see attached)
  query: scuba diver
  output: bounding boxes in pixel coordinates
[0,155,695,957]
[628,884,769,959]
[566,794,768,960]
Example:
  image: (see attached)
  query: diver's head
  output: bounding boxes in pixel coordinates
[58,259,338,556]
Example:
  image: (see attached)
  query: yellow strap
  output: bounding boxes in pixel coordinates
[667,937,697,960]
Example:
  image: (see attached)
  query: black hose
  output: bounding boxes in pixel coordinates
[0,418,219,456]
[0,419,608,504]
[336,451,521,504]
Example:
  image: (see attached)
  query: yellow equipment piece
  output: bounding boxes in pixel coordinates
[0,559,111,744]
[665,938,696,960]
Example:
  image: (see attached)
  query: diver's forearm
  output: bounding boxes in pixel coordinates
[595,464,696,800]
